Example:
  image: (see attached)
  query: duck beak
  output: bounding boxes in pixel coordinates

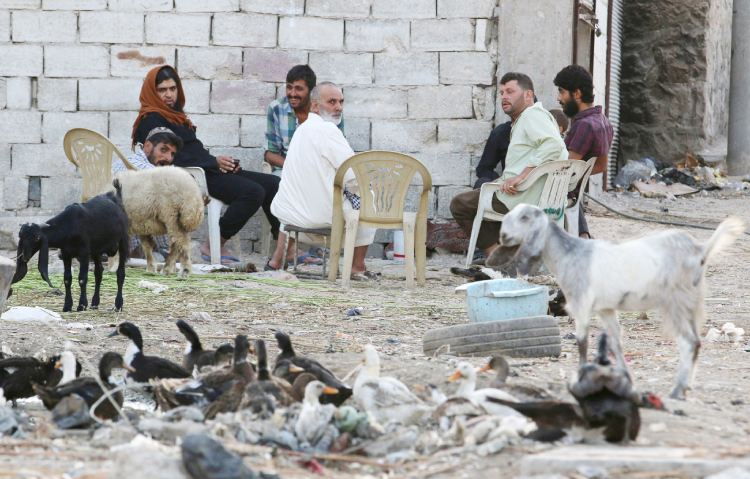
[248,346,254,354]
[322,386,339,395]
[477,364,492,374]
[413,384,424,392]
[108,330,120,338]
[54,361,63,369]
[289,365,305,373]
[448,371,462,382]
[122,363,136,373]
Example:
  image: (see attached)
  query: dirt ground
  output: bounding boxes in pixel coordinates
[1,187,750,479]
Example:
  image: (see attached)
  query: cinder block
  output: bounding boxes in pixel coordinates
[175,0,239,12]
[473,85,495,121]
[111,46,175,78]
[408,85,473,118]
[11,144,77,177]
[0,45,42,77]
[37,79,78,112]
[345,20,409,53]
[372,0,435,18]
[0,111,41,144]
[278,17,343,51]
[5,0,41,8]
[109,0,171,10]
[41,177,82,209]
[179,47,242,80]
[439,52,494,85]
[42,0,107,9]
[108,111,140,146]
[45,45,109,78]
[182,80,211,114]
[240,0,303,14]
[343,86,407,119]
[306,0,370,18]
[12,11,77,43]
[438,0,496,18]
[80,12,144,44]
[371,120,436,153]
[6,78,32,110]
[0,11,10,42]
[243,49,308,82]
[190,114,240,147]
[207,147,264,172]
[213,13,277,48]
[344,118,370,152]
[240,115,267,148]
[411,19,474,51]
[42,112,108,144]
[145,13,211,46]
[4,177,28,211]
[436,185,471,218]
[0,145,10,176]
[414,153,471,186]
[0,80,5,109]
[438,119,492,154]
[405,184,436,216]
[374,53,438,85]
[210,81,276,115]
[309,53,373,85]
[79,79,142,111]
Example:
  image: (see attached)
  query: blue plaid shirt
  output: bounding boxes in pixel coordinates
[112,149,153,175]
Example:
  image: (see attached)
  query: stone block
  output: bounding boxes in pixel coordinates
[179,47,242,80]
[279,17,344,51]
[475,18,488,51]
[411,19,474,51]
[306,0,370,18]
[41,177,81,210]
[0,146,10,175]
[6,78,32,110]
[211,81,276,115]
[108,111,139,145]
[42,0,107,9]
[345,118,370,151]
[45,45,110,78]
[240,0,303,14]
[0,80,5,109]
[438,0,496,18]
[439,52,494,85]
[0,45,43,77]
[436,185,471,218]
[243,49,308,82]
[190,114,240,147]
[11,144,78,177]
[309,53,373,85]
[43,112,108,144]
[111,46,175,78]
[372,0,435,18]
[405,184,436,216]
[4,177,28,211]
[374,53,438,85]
[37,79,78,112]
[145,13,211,46]
[79,12,144,44]
[12,11,77,43]
[0,11,10,42]
[414,153,471,186]
[182,80,211,114]
[438,119,492,154]
[109,0,171,10]
[212,13,277,48]
[371,120,436,153]
[175,0,239,12]
[345,20,410,53]
[5,0,41,8]
[343,86,408,119]
[208,147,264,172]
[240,115,267,148]
[0,111,41,144]
[79,79,142,111]
[473,85,495,121]
[408,85,473,118]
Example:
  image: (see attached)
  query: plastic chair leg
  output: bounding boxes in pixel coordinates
[403,220,416,289]
[231,236,241,262]
[261,213,271,258]
[564,204,579,237]
[282,232,290,271]
[465,208,486,268]
[340,217,359,289]
[208,199,222,265]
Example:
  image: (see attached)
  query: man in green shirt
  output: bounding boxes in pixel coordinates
[450,72,566,258]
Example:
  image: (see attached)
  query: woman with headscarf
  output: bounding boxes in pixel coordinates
[132,65,281,263]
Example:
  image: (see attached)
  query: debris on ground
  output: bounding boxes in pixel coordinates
[139,280,169,293]
[1,306,62,322]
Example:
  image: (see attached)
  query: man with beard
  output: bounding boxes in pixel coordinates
[450,72,566,258]
[132,65,281,264]
[554,65,614,239]
[268,82,377,279]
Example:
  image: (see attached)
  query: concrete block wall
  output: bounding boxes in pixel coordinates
[0,0,502,251]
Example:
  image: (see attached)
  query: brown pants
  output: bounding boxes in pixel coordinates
[450,189,509,250]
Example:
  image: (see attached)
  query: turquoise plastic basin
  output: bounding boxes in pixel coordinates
[455,279,548,323]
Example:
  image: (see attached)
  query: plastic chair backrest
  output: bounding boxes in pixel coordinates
[184,167,209,197]
[524,159,587,221]
[333,151,432,226]
[567,157,598,209]
[63,128,137,202]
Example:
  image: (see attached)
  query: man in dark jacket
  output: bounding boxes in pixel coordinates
[474,121,511,189]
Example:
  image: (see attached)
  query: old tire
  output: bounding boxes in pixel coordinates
[423,315,561,358]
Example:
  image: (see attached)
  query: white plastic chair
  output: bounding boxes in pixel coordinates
[260,162,273,258]
[465,158,588,267]
[563,157,598,238]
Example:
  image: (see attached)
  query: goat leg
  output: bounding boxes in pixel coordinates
[113,239,127,312]
[571,305,592,365]
[76,254,89,312]
[91,255,103,310]
[671,330,701,400]
[601,309,628,369]
[62,255,73,313]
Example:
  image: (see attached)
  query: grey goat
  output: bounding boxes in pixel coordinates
[487,204,745,400]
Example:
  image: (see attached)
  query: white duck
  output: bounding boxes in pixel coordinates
[448,362,523,418]
[354,345,432,426]
[56,350,78,385]
[295,380,339,446]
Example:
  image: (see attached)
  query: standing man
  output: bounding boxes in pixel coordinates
[554,65,614,239]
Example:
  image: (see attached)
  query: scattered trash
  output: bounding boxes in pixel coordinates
[191,312,212,322]
[66,322,93,329]
[705,328,721,342]
[649,422,667,432]
[181,433,257,479]
[721,323,745,343]
[139,280,169,294]
[346,308,363,316]
[247,271,299,282]
[731,399,745,406]
[387,339,403,344]
[563,333,576,340]
[613,158,657,188]
[1,306,62,322]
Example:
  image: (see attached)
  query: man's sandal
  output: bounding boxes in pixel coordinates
[350,270,378,281]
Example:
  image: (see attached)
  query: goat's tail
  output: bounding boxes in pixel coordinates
[703,216,745,264]
[112,179,123,199]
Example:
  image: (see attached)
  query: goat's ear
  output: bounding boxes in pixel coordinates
[516,218,547,276]
[486,244,521,267]
[37,235,53,288]
[11,242,27,285]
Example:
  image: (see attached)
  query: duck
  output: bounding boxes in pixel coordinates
[290,372,319,402]
[199,335,256,420]
[242,340,293,412]
[477,356,551,401]
[0,353,82,406]
[448,362,523,418]
[413,383,448,406]
[176,319,233,372]
[294,380,340,447]
[33,352,134,420]
[273,331,352,406]
[353,344,431,426]
[109,322,191,387]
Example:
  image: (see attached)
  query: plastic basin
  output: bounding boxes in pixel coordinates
[455,279,548,323]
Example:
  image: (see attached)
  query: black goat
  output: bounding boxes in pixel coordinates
[11,182,130,312]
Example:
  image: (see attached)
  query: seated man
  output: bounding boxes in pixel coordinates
[267,82,376,278]
[132,65,281,264]
[450,72,566,258]
[112,127,183,258]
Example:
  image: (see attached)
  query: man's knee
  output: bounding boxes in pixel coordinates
[450,190,477,220]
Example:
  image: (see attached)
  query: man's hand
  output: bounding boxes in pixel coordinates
[216,155,239,173]
[499,175,525,195]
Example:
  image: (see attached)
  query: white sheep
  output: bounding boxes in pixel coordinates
[487,204,746,400]
[108,166,204,278]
